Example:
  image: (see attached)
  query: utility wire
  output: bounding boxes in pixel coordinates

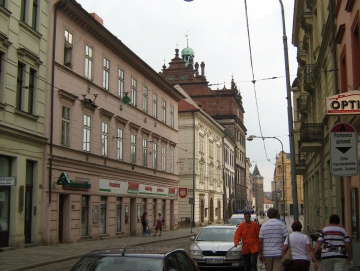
[244,0,270,162]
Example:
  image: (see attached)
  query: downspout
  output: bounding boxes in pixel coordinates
[192,112,196,228]
[222,135,226,220]
[50,0,68,204]
[234,141,237,212]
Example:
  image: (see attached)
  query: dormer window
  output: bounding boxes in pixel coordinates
[168,76,173,81]
[180,75,185,80]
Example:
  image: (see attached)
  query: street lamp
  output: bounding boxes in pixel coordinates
[247,135,285,221]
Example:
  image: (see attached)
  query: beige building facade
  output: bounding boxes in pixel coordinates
[292,0,360,262]
[43,0,184,245]
[177,86,225,226]
[0,0,48,248]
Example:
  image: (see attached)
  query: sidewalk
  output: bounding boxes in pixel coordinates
[0,227,202,271]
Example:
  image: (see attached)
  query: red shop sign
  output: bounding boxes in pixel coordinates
[179,188,187,198]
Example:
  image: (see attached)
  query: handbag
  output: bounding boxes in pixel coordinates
[281,234,293,266]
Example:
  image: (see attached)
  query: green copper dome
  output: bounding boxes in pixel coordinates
[181,47,195,56]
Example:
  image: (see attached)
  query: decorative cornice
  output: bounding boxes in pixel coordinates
[17,47,42,66]
[141,128,151,135]
[128,122,141,132]
[0,31,12,48]
[58,89,78,104]
[99,108,114,120]
[114,115,128,126]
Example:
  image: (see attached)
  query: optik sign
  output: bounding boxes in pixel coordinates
[326,90,360,115]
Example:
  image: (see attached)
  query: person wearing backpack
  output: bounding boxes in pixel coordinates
[141,212,148,237]
[153,213,163,236]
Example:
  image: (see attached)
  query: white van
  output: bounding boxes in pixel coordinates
[227,213,258,226]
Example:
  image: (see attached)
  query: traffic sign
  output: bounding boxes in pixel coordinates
[330,123,359,176]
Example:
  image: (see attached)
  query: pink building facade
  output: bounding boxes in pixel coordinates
[43,0,184,245]
[335,0,360,261]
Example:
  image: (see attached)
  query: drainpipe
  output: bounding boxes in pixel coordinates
[50,0,68,204]
[192,112,196,230]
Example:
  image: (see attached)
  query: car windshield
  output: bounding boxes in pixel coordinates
[71,255,163,271]
[228,218,245,225]
[196,227,236,242]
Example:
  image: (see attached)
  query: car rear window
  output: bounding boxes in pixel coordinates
[71,255,163,271]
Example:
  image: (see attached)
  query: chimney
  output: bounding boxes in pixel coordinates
[89,13,103,25]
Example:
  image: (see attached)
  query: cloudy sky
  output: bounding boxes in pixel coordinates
[77,0,298,191]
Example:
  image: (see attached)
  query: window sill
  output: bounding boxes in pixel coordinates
[14,109,39,120]
[80,235,93,239]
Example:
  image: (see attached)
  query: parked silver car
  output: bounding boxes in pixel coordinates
[227,213,258,226]
[189,225,244,270]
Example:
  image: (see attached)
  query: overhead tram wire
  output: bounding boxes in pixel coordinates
[243,0,271,162]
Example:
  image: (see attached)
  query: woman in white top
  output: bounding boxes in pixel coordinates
[282,220,318,271]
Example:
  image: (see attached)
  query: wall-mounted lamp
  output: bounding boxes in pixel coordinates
[154,122,157,127]
[144,118,147,123]
[132,164,135,170]
[120,104,123,110]
[87,85,91,93]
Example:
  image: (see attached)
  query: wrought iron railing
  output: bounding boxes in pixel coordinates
[300,123,323,143]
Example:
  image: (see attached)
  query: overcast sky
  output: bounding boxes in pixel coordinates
[76,0,298,191]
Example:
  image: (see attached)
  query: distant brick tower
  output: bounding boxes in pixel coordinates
[252,164,264,212]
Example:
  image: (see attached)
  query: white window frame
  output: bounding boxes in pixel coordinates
[101,121,108,156]
[118,68,124,97]
[170,105,174,128]
[64,30,73,68]
[153,93,157,118]
[162,99,166,123]
[131,134,136,164]
[116,128,123,160]
[170,148,174,173]
[162,146,166,171]
[143,138,148,166]
[131,78,137,106]
[83,114,91,151]
[143,86,148,113]
[152,142,157,169]
[85,45,93,80]
[103,58,110,91]
[61,106,71,146]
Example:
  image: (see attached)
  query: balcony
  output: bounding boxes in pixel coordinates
[303,64,315,93]
[297,41,307,67]
[301,1,313,33]
[295,153,307,175]
[297,93,308,115]
[299,123,323,152]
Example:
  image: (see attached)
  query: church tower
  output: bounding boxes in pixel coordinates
[252,165,264,212]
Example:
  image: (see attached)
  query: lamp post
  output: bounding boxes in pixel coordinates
[247,135,285,221]
[278,0,298,221]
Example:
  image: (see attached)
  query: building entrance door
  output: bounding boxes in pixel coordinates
[24,186,33,243]
[0,187,10,247]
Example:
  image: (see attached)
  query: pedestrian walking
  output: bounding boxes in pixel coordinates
[281,220,318,271]
[234,211,260,271]
[153,213,163,236]
[313,214,352,271]
[258,207,288,271]
[141,212,148,237]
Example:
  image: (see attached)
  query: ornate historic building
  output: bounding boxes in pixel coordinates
[252,165,264,212]
[160,46,247,212]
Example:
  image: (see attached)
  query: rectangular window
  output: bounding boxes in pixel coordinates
[162,146,166,171]
[216,146,220,162]
[85,45,93,80]
[200,167,204,183]
[199,137,204,153]
[64,30,73,68]
[340,47,347,93]
[118,68,124,97]
[143,138,148,166]
[162,99,166,123]
[152,142,157,169]
[103,58,110,91]
[131,134,136,164]
[28,69,35,114]
[125,205,129,224]
[83,115,91,151]
[0,52,3,100]
[32,0,38,29]
[21,0,26,22]
[170,148,174,173]
[61,106,71,146]
[101,122,108,156]
[116,198,122,232]
[16,63,24,110]
[100,196,106,234]
[137,205,141,222]
[131,78,137,106]
[351,17,360,89]
[81,196,89,236]
[0,0,5,7]
[209,141,214,159]
[170,105,174,128]
[153,94,157,118]
[209,168,213,185]
[116,128,123,160]
[143,86,148,112]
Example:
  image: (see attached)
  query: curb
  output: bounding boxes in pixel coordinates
[7,233,197,271]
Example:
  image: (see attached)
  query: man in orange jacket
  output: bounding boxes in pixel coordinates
[234,211,260,271]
